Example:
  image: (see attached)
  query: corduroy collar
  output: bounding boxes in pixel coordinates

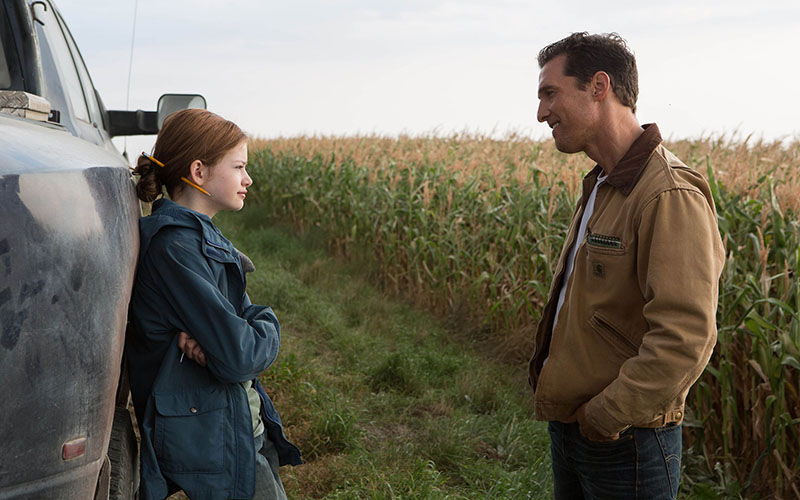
[586,123,663,196]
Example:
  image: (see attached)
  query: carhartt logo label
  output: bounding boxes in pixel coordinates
[592,262,605,277]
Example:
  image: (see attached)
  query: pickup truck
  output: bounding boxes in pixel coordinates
[0,1,203,498]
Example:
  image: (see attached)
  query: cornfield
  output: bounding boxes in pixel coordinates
[247,133,799,499]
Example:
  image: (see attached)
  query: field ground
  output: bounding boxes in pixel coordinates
[220,212,553,499]
[198,211,716,499]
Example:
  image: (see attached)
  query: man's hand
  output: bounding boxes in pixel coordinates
[567,403,620,442]
[177,331,207,367]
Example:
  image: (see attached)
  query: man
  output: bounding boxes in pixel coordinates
[528,32,724,499]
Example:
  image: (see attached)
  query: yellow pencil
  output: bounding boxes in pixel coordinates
[143,152,165,167]
[180,177,212,197]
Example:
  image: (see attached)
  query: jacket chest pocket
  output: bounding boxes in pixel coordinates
[583,231,629,281]
[153,388,229,474]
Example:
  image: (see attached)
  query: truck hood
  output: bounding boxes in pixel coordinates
[0,113,128,176]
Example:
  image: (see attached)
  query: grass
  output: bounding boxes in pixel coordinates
[241,132,799,499]
[215,209,555,499]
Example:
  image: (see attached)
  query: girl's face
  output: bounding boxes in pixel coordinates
[203,141,251,213]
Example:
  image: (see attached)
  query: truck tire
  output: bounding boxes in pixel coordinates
[108,406,140,500]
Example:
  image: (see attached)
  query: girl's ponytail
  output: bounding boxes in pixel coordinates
[133,153,164,202]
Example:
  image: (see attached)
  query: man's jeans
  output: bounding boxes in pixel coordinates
[548,421,681,500]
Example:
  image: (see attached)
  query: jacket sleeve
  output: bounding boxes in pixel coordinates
[143,230,280,384]
[584,185,725,436]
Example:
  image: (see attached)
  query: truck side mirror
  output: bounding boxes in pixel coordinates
[107,94,206,137]
[157,94,207,129]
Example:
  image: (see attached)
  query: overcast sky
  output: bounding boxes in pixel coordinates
[56,0,799,156]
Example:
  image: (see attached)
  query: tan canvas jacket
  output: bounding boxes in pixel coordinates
[528,124,725,437]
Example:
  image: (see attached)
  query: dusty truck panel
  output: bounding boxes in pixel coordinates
[0,114,139,499]
[0,111,128,174]
[0,0,205,498]
[0,167,136,498]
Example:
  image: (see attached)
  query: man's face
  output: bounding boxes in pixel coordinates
[537,54,597,154]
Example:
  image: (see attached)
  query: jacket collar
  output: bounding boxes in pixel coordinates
[141,198,237,265]
[150,198,212,227]
[586,123,663,196]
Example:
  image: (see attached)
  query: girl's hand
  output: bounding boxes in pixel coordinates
[177,331,207,367]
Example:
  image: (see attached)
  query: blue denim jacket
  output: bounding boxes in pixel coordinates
[126,199,301,500]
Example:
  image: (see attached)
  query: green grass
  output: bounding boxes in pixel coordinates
[216,209,554,499]
[213,207,744,499]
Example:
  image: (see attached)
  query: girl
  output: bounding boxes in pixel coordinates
[126,109,301,500]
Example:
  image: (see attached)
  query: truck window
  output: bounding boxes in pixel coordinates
[34,0,90,123]
[0,36,10,89]
[0,3,21,90]
[57,10,103,128]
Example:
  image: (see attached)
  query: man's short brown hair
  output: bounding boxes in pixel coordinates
[538,32,639,113]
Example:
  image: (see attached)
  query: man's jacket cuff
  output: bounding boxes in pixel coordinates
[584,397,629,437]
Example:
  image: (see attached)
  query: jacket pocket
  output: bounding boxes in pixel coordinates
[585,230,625,256]
[153,387,229,474]
[588,312,639,357]
[202,237,237,264]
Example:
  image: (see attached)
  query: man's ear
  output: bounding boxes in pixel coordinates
[591,71,612,101]
[188,160,207,186]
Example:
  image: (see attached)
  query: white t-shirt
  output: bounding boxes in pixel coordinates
[552,172,608,333]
